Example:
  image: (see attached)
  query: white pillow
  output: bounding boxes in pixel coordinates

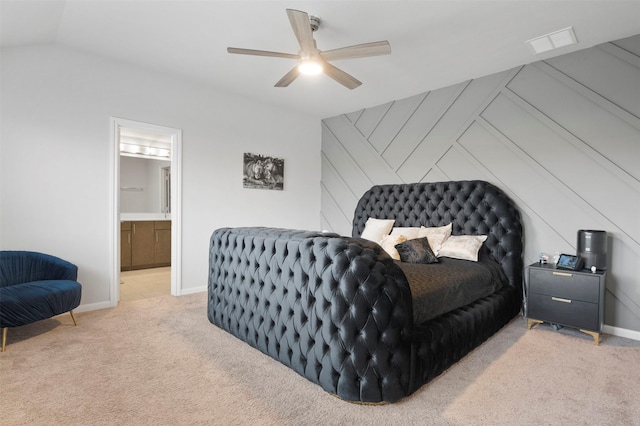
[390,227,424,240]
[438,235,487,262]
[380,234,407,260]
[419,223,452,253]
[360,218,395,243]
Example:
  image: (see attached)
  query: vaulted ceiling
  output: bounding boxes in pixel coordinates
[2,1,640,118]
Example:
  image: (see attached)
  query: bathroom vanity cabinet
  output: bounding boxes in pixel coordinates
[121,220,171,271]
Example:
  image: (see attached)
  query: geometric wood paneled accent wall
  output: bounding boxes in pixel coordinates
[321,34,640,332]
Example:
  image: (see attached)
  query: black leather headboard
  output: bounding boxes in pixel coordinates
[352,180,523,292]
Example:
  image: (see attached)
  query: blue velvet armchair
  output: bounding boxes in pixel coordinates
[0,251,82,352]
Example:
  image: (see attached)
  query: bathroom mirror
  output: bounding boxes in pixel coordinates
[119,128,172,215]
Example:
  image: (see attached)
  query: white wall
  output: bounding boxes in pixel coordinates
[1,45,321,308]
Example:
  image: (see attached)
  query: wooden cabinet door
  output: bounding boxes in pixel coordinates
[131,221,155,267]
[121,221,132,270]
[121,231,132,270]
[154,221,171,265]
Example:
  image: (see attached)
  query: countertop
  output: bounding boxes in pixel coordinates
[120,213,172,221]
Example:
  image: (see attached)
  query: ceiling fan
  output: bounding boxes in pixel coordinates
[227,9,391,89]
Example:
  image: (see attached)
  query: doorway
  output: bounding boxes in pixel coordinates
[110,118,182,306]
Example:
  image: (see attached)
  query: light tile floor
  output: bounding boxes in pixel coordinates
[120,267,171,301]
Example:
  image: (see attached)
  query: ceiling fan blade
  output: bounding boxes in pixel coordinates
[320,41,391,61]
[322,61,362,90]
[286,9,316,53]
[274,66,301,87]
[227,47,299,60]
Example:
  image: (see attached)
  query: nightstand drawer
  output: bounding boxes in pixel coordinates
[529,269,600,303]
[528,293,599,331]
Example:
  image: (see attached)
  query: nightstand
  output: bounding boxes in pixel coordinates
[526,262,606,345]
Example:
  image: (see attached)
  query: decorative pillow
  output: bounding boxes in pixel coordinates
[438,235,488,262]
[390,227,423,240]
[380,234,407,260]
[419,223,452,253]
[395,237,439,264]
[360,218,395,243]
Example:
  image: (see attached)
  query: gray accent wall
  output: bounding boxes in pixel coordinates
[321,34,640,333]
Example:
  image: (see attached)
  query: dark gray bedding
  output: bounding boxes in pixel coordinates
[396,256,508,324]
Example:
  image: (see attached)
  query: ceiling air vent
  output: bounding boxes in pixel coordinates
[526,27,577,54]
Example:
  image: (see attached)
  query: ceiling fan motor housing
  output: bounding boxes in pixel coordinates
[309,15,320,32]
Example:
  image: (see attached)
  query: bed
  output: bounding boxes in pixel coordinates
[208,180,523,403]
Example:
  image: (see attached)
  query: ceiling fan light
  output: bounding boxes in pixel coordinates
[298,59,323,75]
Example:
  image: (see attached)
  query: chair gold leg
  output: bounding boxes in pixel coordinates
[69,310,78,326]
[2,327,7,353]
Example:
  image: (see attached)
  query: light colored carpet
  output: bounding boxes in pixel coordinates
[1,292,639,425]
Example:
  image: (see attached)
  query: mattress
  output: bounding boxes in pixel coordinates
[396,256,508,324]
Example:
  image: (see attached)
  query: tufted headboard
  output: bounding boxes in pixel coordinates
[352,180,523,293]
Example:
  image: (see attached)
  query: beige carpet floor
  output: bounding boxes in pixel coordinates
[1,292,639,425]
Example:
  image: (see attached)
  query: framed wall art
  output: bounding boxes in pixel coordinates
[243,152,284,190]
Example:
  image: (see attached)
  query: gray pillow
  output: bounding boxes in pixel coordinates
[395,237,439,264]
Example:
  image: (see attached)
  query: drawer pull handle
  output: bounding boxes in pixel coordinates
[552,297,572,304]
[553,272,573,277]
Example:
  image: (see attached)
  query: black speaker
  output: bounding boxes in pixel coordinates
[577,230,607,270]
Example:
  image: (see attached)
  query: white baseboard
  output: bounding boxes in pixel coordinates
[74,300,114,313]
[75,287,206,313]
[178,286,207,296]
[603,324,640,341]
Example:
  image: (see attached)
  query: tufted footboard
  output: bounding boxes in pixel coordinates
[208,227,416,402]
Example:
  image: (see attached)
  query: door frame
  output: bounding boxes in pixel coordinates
[110,117,182,305]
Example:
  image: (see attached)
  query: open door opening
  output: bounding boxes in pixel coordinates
[110,118,182,305]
